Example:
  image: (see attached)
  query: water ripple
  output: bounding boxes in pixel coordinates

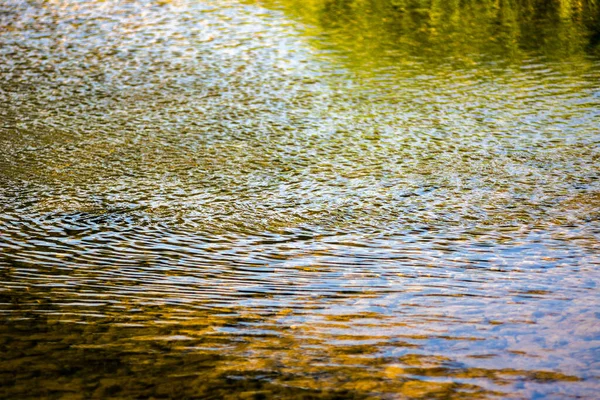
[1,0,600,398]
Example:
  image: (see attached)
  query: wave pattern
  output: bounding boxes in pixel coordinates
[1,0,599,398]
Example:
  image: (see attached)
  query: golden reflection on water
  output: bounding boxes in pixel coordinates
[1,302,584,399]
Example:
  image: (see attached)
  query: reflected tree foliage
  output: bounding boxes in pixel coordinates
[257,0,600,63]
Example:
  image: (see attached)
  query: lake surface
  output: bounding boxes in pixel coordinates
[1,0,599,398]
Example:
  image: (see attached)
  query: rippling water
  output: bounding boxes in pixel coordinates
[1,0,599,398]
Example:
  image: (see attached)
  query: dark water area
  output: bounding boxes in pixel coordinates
[1,0,599,398]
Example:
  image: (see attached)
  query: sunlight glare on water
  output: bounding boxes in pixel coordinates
[1,0,599,398]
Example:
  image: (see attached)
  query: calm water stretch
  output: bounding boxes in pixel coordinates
[1,0,600,398]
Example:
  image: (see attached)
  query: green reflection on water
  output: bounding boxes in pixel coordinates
[257,0,600,66]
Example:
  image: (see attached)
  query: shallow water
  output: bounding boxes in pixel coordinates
[1,0,599,398]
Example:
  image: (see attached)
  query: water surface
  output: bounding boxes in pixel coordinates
[1,0,599,398]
